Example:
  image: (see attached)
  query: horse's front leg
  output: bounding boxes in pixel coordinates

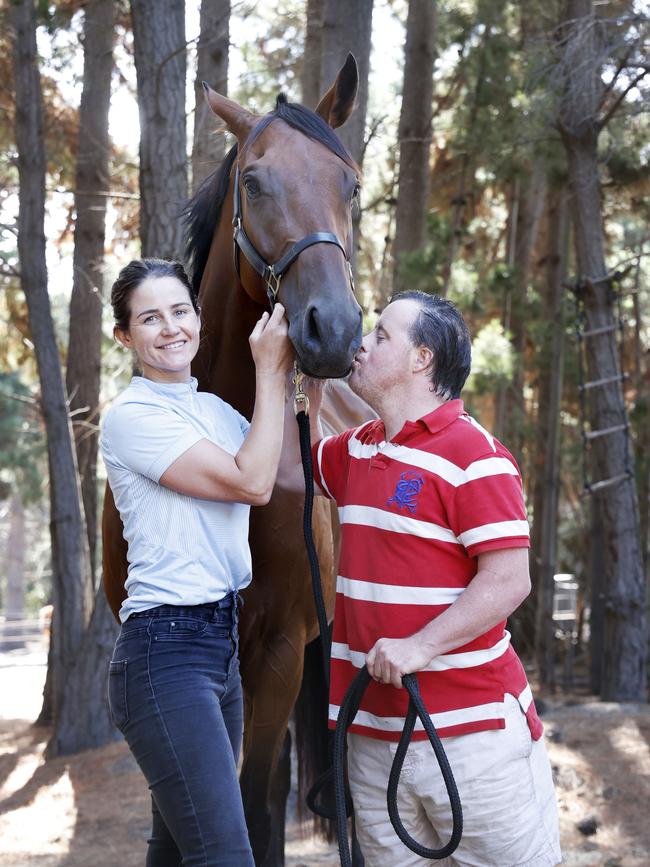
[239,626,305,867]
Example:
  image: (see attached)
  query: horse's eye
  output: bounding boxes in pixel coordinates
[352,183,361,200]
[243,176,260,198]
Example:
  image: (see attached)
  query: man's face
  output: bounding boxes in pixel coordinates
[348,298,420,406]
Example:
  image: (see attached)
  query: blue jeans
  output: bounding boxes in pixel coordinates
[108,593,254,867]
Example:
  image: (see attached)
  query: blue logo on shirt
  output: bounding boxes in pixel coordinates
[387,472,424,514]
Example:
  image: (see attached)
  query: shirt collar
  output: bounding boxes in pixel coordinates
[132,375,198,396]
[360,399,465,444]
[384,398,465,443]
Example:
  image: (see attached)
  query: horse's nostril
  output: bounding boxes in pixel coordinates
[307,306,321,343]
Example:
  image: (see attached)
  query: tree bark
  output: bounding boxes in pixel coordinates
[496,159,547,461]
[5,491,25,618]
[192,0,229,192]
[319,0,373,277]
[529,183,569,684]
[558,0,646,701]
[3,491,26,650]
[439,24,491,296]
[319,0,373,167]
[47,589,119,757]
[392,0,436,292]
[131,0,188,258]
[10,0,92,727]
[66,0,115,582]
[301,0,323,108]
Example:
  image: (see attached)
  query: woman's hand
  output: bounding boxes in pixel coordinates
[249,304,294,377]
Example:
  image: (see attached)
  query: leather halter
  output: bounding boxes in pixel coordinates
[231,164,355,309]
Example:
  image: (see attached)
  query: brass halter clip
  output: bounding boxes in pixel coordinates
[293,361,309,416]
[266,267,282,309]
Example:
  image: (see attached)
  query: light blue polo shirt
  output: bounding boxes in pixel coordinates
[100,376,252,623]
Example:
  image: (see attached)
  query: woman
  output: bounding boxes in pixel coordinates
[101,258,293,866]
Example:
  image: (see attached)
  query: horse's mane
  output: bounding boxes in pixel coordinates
[183,95,356,294]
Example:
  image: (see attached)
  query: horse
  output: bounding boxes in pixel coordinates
[102,55,374,865]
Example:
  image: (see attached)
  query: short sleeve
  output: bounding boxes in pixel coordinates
[235,408,250,437]
[102,401,204,483]
[446,450,530,557]
[311,428,357,502]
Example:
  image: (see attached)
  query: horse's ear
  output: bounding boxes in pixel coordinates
[315,53,358,130]
[202,83,257,141]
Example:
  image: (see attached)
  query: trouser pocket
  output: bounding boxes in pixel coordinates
[108,659,129,730]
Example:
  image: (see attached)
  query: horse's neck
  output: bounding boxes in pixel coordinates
[194,215,263,419]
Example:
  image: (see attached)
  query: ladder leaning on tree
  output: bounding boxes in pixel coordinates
[571,262,639,496]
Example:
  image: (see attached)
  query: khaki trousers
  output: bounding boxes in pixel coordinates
[347,694,561,867]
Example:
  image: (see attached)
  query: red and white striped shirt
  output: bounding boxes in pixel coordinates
[312,399,542,742]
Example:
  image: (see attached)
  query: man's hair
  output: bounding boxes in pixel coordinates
[389,290,472,399]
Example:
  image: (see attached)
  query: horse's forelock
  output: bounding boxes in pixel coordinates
[243,98,358,173]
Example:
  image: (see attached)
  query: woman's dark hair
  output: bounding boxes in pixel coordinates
[389,290,472,399]
[110,258,199,330]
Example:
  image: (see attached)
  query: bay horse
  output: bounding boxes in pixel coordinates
[102,55,373,865]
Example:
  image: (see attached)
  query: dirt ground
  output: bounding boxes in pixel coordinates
[1,647,649,867]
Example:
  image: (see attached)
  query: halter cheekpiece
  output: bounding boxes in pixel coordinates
[231,164,355,310]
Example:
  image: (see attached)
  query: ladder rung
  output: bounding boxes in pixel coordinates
[582,473,632,495]
[583,424,628,441]
[578,323,619,339]
[579,373,629,391]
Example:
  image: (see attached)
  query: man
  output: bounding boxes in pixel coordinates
[278,291,561,866]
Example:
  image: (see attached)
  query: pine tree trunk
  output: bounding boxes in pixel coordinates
[48,589,119,757]
[66,0,115,582]
[392,0,436,293]
[498,160,547,462]
[319,0,373,277]
[131,0,188,258]
[559,0,646,701]
[10,0,92,726]
[320,0,373,166]
[3,491,26,650]
[530,183,569,684]
[301,0,323,108]
[440,24,491,296]
[192,0,229,191]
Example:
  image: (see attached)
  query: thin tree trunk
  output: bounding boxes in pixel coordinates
[131,0,188,258]
[192,0,229,191]
[5,491,25,618]
[559,0,646,700]
[3,492,26,650]
[301,0,323,108]
[10,0,92,727]
[500,160,547,462]
[440,25,491,296]
[66,0,115,582]
[392,0,436,293]
[530,183,569,684]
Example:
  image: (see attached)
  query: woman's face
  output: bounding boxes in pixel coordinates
[114,276,201,383]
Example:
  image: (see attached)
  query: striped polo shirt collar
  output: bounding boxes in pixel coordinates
[364,398,466,446]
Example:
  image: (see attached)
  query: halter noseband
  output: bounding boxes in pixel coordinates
[232,164,355,309]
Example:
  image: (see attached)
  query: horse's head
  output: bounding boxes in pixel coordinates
[203,56,363,378]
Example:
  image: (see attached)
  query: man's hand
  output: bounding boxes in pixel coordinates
[366,635,434,689]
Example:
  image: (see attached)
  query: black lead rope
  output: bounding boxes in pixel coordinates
[334,666,463,865]
[294,408,463,864]
[296,406,331,682]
